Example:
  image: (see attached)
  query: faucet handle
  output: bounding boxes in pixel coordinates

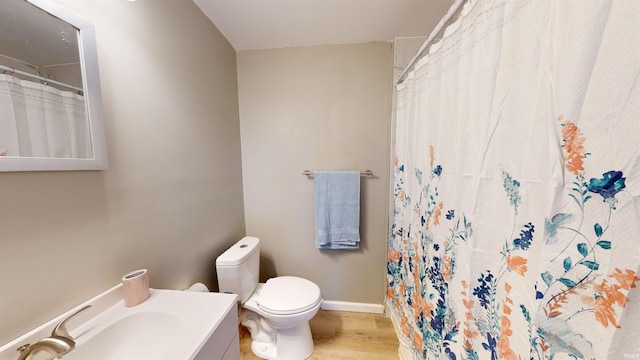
[51,305,91,339]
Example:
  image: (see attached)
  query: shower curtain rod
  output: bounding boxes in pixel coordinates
[0,64,83,93]
[396,0,467,85]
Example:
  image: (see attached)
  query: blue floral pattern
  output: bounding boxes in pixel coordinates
[586,170,626,209]
[387,117,639,359]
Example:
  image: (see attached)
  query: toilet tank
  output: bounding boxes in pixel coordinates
[215,236,260,303]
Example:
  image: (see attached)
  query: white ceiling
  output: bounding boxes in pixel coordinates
[193,0,454,51]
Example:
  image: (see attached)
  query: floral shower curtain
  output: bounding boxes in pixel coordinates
[387,1,639,359]
[0,74,89,158]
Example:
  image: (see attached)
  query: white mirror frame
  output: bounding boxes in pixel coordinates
[0,0,107,172]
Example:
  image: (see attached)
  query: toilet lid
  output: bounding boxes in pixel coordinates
[258,276,321,315]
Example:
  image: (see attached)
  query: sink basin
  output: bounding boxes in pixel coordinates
[0,285,239,360]
[67,311,181,359]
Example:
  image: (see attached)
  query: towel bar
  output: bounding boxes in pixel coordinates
[303,170,374,177]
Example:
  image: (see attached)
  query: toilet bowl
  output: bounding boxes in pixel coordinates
[216,237,322,360]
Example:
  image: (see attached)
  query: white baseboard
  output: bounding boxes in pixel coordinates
[385,300,414,360]
[320,300,385,314]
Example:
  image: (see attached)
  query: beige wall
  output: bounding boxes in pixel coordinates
[237,43,393,304]
[0,0,245,344]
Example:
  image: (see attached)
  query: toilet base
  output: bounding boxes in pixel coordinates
[250,340,277,360]
[246,321,314,360]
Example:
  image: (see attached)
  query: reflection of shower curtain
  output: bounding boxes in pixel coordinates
[0,74,89,158]
[387,1,639,359]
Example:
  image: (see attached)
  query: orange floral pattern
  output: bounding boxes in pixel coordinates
[388,114,639,360]
[559,116,587,175]
[533,119,639,359]
[610,268,640,290]
[432,201,443,226]
[498,283,518,360]
[506,254,528,276]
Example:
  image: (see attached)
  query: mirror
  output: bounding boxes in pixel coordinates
[0,0,107,171]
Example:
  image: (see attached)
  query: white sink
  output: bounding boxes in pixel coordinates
[0,285,239,360]
[68,311,181,359]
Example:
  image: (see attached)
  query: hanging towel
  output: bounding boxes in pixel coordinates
[314,171,360,249]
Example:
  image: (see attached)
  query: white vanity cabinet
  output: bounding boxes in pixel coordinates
[194,302,240,360]
[0,286,241,360]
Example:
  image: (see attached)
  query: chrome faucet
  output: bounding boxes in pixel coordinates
[16,305,91,360]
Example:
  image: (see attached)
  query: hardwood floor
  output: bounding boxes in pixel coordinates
[240,310,400,359]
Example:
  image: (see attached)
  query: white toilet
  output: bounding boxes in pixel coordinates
[216,236,322,360]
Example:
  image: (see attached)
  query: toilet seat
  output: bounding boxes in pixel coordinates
[257,276,321,315]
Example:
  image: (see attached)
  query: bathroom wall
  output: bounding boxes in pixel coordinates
[237,43,393,305]
[0,0,245,345]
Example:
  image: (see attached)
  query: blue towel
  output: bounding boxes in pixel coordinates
[314,171,360,249]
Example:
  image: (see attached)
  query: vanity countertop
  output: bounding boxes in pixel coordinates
[0,284,239,360]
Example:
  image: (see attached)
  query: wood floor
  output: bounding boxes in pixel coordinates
[240,310,400,360]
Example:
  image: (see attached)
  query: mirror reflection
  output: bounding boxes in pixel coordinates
[0,0,91,160]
